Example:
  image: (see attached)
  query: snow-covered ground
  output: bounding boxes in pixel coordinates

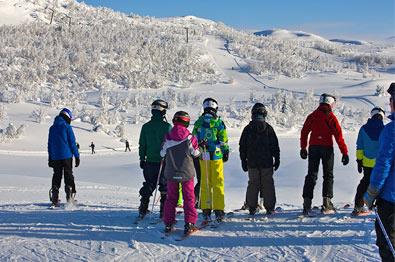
[1,0,394,261]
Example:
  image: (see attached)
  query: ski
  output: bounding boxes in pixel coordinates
[175,227,199,241]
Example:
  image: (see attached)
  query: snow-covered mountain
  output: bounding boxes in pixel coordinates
[0,1,394,261]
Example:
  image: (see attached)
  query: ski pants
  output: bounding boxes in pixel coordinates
[51,158,76,194]
[199,159,225,211]
[246,167,276,212]
[193,157,201,204]
[354,167,372,208]
[163,179,197,225]
[139,162,167,201]
[302,145,334,200]
[375,198,395,262]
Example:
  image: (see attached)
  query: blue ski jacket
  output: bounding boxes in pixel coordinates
[356,118,384,167]
[369,112,395,204]
[48,115,80,160]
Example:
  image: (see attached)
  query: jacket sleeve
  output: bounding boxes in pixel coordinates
[189,135,200,157]
[356,127,364,160]
[239,126,248,161]
[300,114,313,149]
[48,127,53,159]
[138,125,147,161]
[218,119,229,152]
[160,139,167,158]
[330,114,348,155]
[67,126,79,158]
[269,126,280,160]
[369,126,395,191]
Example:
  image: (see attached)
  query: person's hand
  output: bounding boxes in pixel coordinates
[222,151,229,162]
[241,160,248,172]
[341,154,349,166]
[139,160,146,170]
[300,149,308,160]
[75,157,80,167]
[274,158,280,171]
[48,159,54,168]
[363,187,379,209]
[357,160,363,173]
[199,140,208,149]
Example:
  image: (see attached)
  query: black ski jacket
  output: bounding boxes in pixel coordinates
[239,120,280,168]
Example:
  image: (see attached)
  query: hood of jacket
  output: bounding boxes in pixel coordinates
[166,124,191,141]
[363,118,385,141]
[249,120,268,134]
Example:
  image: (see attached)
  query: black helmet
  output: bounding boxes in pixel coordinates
[319,93,336,106]
[151,99,168,116]
[251,103,267,120]
[370,106,385,119]
[388,83,395,97]
[203,97,218,117]
[172,111,190,127]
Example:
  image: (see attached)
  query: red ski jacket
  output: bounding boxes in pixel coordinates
[300,104,348,155]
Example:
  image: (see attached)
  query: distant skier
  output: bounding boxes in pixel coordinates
[161,111,200,235]
[76,142,80,151]
[90,142,95,154]
[125,140,131,152]
[364,83,395,262]
[48,108,80,206]
[193,98,229,222]
[352,106,385,216]
[300,93,349,215]
[239,103,280,215]
[137,99,171,219]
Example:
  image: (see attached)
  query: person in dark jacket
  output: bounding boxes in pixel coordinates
[300,93,349,214]
[90,142,95,154]
[48,108,80,206]
[137,99,172,219]
[364,83,395,262]
[125,140,131,152]
[352,107,385,216]
[239,103,280,215]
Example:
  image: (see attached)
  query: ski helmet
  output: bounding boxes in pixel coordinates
[202,97,218,117]
[319,93,336,106]
[60,108,73,121]
[172,111,190,127]
[370,106,385,119]
[388,83,395,107]
[151,99,168,115]
[251,103,267,120]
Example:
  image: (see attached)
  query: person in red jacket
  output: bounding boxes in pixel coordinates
[300,93,349,215]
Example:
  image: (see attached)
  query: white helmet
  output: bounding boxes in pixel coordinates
[319,93,336,106]
[370,106,385,119]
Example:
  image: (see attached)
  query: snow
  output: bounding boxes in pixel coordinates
[0,0,393,261]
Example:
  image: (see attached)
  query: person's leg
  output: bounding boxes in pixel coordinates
[199,159,212,211]
[375,198,395,261]
[63,158,76,201]
[354,167,372,209]
[302,146,321,209]
[246,168,260,214]
[138,162,160,215]
[261,167,276,212]
[211,160,225,217]
[193,157,201,207]
[182,179,198,224]
[322,147,335,210]
[51,160,63,203]
[163,181,178,225]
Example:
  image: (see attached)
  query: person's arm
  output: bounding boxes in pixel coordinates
[67,126,79,158]
[138,125,147,161]
[356,127,364,161]
[218,119,229,153]
[239,126,248,161]
[331,114,348,155]
[300,114,313,150]
[270,126,280,162]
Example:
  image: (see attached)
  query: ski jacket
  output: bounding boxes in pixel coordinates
[48,115,80,161]
[239,120,280,168]
[192,114,229,160]
[300,104,348,155]
[161,124,200,182]
[356,118,384,168]
[369,113,395,204]
[139,114,172,163]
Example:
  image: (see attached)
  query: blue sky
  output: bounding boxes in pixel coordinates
[78,0,395,39]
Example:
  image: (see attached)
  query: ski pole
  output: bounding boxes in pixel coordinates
[150,160,164,215]
[374,206,395,257]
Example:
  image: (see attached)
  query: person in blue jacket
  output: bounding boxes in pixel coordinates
[364,82,395,262]
[48,108,80,206]
[353,106,385,216]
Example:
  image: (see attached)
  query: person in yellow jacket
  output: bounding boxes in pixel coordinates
[193,98,229,222]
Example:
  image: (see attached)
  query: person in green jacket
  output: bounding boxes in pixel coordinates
[138,99,172,219]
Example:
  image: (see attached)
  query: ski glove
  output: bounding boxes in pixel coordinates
[274,158,280,171]
[198,140,208,149]
[48,159,55,168]
[222,150,229,162]
[241,160,248,172]
[356,160,363,174]
[75,157,80,167]
[300,149,308,160]
[140,160,146,170]
[363,186,379,209]
[341,154,349,166]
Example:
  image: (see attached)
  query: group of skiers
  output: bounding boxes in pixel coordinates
[47,83,394,261]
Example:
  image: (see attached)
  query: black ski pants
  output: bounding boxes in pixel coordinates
[375,198,395,262]
[302,145,334,200]
[193,157,201,203]
[52,158,76,194]
[354,167,372,208]
[246,167,276,212]
[139,162,166,201]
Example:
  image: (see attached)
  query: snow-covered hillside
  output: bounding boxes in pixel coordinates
[0,0,394,261]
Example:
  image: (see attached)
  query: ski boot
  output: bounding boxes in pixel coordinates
[214,210,225,222]
[65,186,76,203]
[138,197,149,219]
[165,223,175,233]
[184,223,198,235]
[302,197,312,216]
[249,208,256,216]
[202,209,211,222]
[321,197,336,214]
[351,206,371,216]
[49,187,60,207]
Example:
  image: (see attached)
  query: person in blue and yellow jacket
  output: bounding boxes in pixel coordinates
[352,106,385,216]
[364,83,395,262]
[193,98,229,222]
